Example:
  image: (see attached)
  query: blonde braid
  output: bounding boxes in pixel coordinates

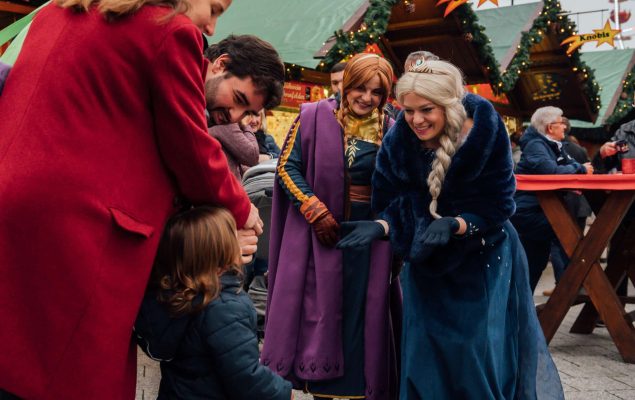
[426,98,465,219]
[427,134,456,219]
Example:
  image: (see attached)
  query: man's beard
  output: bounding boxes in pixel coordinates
[205,76,230,127]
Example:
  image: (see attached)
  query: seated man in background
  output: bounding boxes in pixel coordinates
[511,107,593,293]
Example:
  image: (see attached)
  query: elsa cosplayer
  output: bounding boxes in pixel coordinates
[343,58,565,399]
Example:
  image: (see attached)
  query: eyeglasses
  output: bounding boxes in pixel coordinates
[549,122,567,127]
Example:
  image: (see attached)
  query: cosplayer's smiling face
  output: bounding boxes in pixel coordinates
[402,92,445,148]
[345,74,385,117]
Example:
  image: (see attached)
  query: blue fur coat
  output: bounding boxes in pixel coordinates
[373,93,515,271]
[372,93,564,399]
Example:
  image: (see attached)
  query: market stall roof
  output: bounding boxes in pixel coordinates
[475,3,540,70]
[207,0,502,85]
[570,49,635,129]
[378,0,497,83]
[475,1,599,122]
[207,0,367,70]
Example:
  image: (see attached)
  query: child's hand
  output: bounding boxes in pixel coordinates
[238,228,258,264]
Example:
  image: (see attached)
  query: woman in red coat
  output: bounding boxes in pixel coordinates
[0,0,283,398]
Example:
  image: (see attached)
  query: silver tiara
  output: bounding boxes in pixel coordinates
[407,57,439,74]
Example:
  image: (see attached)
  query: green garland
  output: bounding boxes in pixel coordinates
[454,4,503,87]
[464,0,600,112]
[318,0,398,71]
[458,0,600,112]
[606,70,635,125]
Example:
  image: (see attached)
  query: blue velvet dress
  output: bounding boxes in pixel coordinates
[372,94,564,399]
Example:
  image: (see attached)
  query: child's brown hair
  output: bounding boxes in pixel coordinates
[150,206,242,317]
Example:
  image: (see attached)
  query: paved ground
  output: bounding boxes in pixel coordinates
[136,266,635,400]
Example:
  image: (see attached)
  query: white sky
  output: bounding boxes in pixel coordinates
[470,0,635,51]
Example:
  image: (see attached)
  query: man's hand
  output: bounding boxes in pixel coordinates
[600,142,618,158]
[583,162,594,175]
[238,228,258,264]
[243,203,264,235]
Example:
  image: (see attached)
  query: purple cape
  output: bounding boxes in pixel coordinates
[262,99,399,399]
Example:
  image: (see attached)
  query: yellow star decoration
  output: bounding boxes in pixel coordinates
[561,20,621,56]
[477,0,499,6]
[594,20,621,47]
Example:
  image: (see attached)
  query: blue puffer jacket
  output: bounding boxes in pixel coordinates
[514,126,587,212]
[135,273,292,400]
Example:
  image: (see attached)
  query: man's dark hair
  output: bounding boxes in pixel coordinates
[205,35,285,110]
[330,62,347,74]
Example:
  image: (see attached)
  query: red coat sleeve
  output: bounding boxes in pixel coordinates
[149,23,250,227]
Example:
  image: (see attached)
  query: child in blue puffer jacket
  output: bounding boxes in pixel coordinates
[135,206,292,400]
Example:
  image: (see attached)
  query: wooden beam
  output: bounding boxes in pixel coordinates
[0,1,35,14]
[379,36,403,74]
[386,18,447,32]
[388,34,455,48]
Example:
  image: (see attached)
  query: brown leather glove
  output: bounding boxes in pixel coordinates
[312,211,340,247]
[300,196,340,247]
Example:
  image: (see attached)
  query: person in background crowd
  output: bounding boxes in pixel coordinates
[244,109,281,162]
[593,109,635,298]
[512,107,593,293]
[597,115,635,172]
[263,53,401,400]
[0,0,285,396]
[135,206,292,400]
[209,121,259,180]
[510,130,523,166]
[329,62,346,96]
[562,118,590,163]
[368,56,563,399]
[543,117,593,296]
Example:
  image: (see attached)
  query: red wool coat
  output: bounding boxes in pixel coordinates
[0,4,250,399]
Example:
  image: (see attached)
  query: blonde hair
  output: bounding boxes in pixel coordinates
[54,0,188,19]
[151,206,242,317]
[396,60,468,219]
[336,53,394,136]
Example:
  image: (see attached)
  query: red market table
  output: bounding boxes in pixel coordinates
[516,174,635,363]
